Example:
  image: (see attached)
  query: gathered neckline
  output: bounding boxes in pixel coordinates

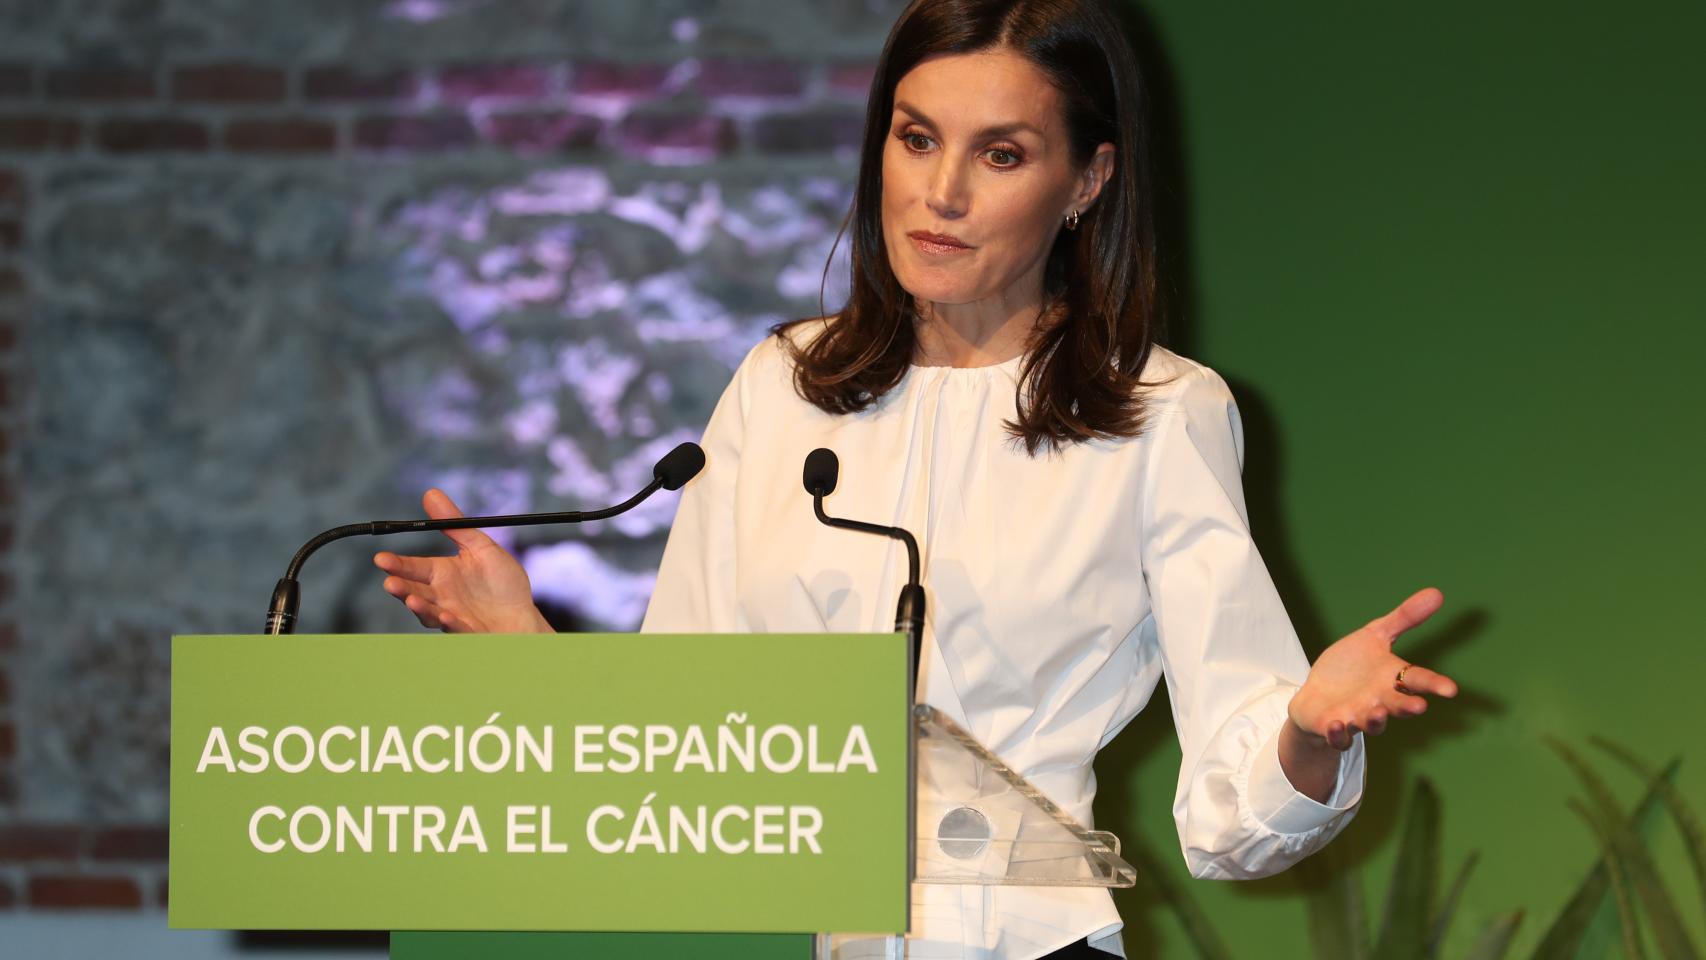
[908,352,1027,373]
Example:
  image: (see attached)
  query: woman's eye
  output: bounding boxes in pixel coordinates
[894,130,1021,168]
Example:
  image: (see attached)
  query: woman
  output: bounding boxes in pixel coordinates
[375,0,1461,956]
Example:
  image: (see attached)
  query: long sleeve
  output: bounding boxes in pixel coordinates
[638,342,757,634]
[1139,362,1365,881]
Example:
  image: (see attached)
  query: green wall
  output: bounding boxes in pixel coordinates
[1101,2,1706,957]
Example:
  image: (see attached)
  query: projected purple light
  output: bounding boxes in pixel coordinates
[385,165,852,629]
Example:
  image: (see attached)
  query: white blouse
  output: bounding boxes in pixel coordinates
[640,327,1365,960]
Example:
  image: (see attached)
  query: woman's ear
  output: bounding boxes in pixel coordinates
[1073,142,1117,213]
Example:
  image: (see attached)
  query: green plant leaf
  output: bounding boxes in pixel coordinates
[1569,798,1649,960]
[1427,850,1480,960]
[1546,736,1699,960]
[1301,837,1369,960]
[1122,833,1237,960]
[1590,736,1706,930]
[1372,776,1441,960]
[1464,910,1526,960]
[1530,757,1680,960]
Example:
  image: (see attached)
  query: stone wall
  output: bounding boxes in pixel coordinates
[0,0,902,914]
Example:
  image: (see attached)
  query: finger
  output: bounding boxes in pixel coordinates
[422,488,499,554]
[1390,692,1430,717]
[1328,720,1352,751]
[439,609,478,634]
[382,575,437,607]
[1365,706,1389,736]
[1370,587,1444,640]
[1395,663,1458,698]
[1336,718,1366,748]
[374,551,438,584]
[404,593,444,630]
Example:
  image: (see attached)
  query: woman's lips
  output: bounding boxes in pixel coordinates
[908,231,972,255]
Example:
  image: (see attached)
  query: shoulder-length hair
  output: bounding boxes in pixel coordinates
[773,0,1171,456]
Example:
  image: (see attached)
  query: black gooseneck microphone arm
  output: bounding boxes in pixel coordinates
[265,441,706,635]
[802,446,925,897]
[800,447,927,688]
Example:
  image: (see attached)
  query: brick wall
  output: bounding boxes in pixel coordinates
[0,58,874,160]
[0,0,899,918]
[0,824,166,909]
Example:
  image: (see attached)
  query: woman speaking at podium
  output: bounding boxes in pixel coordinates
[374,0,1462,956]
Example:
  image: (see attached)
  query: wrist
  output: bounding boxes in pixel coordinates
[487,604,551,634]
[1281,717,1336,756]
[1277,716,1341,804]
[526,605,553,634]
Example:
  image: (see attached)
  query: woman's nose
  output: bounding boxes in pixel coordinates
[926,156,968,220]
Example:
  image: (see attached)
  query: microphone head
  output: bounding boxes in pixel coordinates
[802,447,840,497]
[655,442,707,491]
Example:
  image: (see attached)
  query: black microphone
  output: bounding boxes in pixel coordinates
[265,441,707,635]
[802,447,839,498]
[803,447,927,892]
[800,448,926,686]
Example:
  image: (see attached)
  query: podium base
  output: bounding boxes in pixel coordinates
[391,932,813,959]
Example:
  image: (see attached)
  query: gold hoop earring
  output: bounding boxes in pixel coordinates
[1065,209,1080,231]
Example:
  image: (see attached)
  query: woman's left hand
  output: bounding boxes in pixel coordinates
[1288,587,1459,751]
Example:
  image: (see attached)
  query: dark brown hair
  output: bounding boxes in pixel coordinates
[773,0,1173,455]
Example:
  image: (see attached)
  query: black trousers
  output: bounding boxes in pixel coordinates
[1038,939,1105,959]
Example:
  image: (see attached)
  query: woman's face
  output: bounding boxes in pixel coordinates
[881,47,1112,312]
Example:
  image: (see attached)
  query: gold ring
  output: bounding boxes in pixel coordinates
[1395,663,1415,695]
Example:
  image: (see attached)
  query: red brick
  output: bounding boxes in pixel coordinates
[91,826,169,861]
[827,62,877,98]
[614,112,734,161]
[697,60,804,99]
[303,65,418,101]
[0,826,85,861]
[0,114,81,151]
[29,875,143,909]
[571,62,672,98]
[96,118,210,153]
[485,111,600,152]
[0,65,29,99]
[438,63,552,101]
[46,67,155,101]
[172,64,286,103]
[354,114,476,151]
[225,117,337,153]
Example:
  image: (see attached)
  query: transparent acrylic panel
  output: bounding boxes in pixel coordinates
[914,705,1136,888]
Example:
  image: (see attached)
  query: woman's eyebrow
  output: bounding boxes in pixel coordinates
[893,100,1042,140]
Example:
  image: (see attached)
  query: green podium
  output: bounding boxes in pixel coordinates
[171,632,1136,958]
[170,632,911,958]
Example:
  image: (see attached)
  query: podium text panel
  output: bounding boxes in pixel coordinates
[169,632,908,933]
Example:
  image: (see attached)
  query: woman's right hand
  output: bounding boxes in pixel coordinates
[373,488,553,634]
